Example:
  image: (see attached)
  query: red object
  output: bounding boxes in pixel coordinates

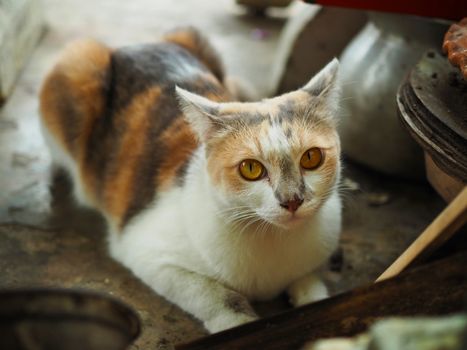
[443,18,467,79]
[303,0,466,21]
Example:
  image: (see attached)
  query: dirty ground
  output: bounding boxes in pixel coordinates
[0,0,444,348]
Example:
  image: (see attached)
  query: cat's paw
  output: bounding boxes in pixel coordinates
[287,274,328,307]
[204,313,258,333]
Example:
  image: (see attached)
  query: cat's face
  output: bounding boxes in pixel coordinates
[178,59,341,230]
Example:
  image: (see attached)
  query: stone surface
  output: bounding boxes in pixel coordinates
[0,1,446,348]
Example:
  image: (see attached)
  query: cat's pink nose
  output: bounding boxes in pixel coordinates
[280,196,304,213]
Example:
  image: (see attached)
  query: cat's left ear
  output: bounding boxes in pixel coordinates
[175,86,223,141]
[301,58,340,113]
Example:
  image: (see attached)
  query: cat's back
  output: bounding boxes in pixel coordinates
[110,41,222,111]
[40,28,229,229]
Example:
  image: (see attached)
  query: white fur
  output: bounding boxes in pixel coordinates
[108,146,341,332]
[288,273,329,306]
[39,121,93,207]
[261,121,290,155]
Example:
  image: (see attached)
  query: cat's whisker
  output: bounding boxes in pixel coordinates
[223,210,260,231]
[237,216,264,236]
[255,219,272,238]
[217,203,254,214]
[214,206,252,218]
[215,203,251,212]
[224,211,252,220]
[340,80,360,87]
[339,96,355,102]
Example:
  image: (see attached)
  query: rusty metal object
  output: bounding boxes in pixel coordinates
[397,50,467,183]
[443,18,467,80]
[425,153,465,202]
[0,288,140,350]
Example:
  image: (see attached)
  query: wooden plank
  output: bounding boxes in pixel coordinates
[376,186,467,282]
[176,251,467,350]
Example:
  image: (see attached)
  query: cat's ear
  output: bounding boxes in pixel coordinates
[301,58,340,113]
[175,86,223,141]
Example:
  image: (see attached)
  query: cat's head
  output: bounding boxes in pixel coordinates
[177,59,341,230]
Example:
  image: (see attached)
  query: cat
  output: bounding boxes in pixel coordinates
[39,27,342,333]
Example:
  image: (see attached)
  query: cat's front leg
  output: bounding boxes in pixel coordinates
[287,273,328,307]
[152,265,258,333]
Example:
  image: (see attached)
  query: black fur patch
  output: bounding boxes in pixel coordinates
[224,293,255,316]
[175,156,192,187]
[80,42,226,227]
[277,100,296,122]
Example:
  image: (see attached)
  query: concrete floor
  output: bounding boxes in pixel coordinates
[0,0,445,348]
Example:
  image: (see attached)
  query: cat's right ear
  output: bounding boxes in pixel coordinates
[175,86,223,141]
[301,58,340,115]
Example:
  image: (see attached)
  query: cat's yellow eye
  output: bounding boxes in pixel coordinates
[239,159,265,181]
[300,148,324,170]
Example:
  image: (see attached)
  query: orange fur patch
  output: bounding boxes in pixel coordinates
[157,117,198,191]
[40,39,111,155]
[207,130,253,192]
[164,31,198,55]
[99,87,162,225]
[163,28,224,81]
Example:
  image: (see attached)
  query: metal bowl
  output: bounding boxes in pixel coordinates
[0,288,140,350]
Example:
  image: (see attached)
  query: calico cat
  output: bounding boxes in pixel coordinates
[39,27,342,333]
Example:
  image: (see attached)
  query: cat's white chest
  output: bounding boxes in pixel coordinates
[186,191,341,301]
[218,228,335,300]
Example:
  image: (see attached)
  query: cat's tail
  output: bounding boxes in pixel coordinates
[163,27,224,82]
